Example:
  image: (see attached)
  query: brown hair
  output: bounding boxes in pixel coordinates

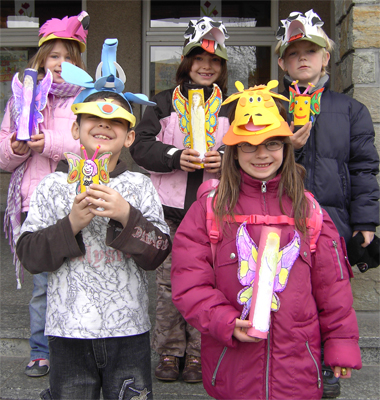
[26,39,85,81]
[214,105,310,236]
[176,46,228,97]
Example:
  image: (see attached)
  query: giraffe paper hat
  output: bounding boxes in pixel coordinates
[222,80,293,146]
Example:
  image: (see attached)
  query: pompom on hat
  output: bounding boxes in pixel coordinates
[61,38,156,127]
[222,80,293,146]
[276,9,327,57]
[183,17,229,60]
[38,11,89,53]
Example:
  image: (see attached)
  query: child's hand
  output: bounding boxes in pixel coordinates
[289,121,311,149]
[69,191,95,235]
[352,230,375,247]
[28,133,45,154]
[11,133,29,155]
[333,366,352,379]
[180,148,202,172]
[86,184,131,227]
[233,319,263,343]
[203,150,221,174]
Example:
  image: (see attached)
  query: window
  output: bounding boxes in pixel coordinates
[143,0,278,97]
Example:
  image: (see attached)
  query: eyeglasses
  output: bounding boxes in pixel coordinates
[237,140,284,153]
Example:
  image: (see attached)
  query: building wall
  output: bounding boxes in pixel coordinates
[86,0,142,168]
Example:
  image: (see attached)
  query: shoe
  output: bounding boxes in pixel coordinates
[24,358,50,377]
[155,355,179,381]
[322,365,341,398]
[182,355,202,383]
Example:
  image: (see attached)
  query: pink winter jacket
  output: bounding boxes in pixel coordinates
[0,93,80,211]
[172,171,361,400]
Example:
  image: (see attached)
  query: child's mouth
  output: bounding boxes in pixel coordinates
[253,163,271,168]
[94,134,111,140]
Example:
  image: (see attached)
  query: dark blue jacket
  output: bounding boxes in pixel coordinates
[283,76,379,244]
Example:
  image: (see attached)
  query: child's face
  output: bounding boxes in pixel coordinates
[189,51,222,86]
[236,138,284,182]
[71,100,135,171]
[43,40,75,84]
[278,41,330,87]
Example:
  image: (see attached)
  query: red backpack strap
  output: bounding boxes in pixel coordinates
[197,179,220,264]
[305,191,323,253]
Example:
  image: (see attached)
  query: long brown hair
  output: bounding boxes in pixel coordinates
[25,39,85,81]
[176,46,228,97]
[214,102,310,236]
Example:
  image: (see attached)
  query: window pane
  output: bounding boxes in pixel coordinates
[150,0,270,28]
[227,46,271,94]
[149,45,271,98]
[0,47,37,120]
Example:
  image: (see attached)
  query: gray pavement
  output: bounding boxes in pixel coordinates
[1,207,379,399]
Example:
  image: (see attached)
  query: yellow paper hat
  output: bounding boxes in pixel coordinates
[222,80,293,146]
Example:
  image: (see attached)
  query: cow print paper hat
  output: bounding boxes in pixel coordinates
[183,17,229,60]
[276,9,327,57]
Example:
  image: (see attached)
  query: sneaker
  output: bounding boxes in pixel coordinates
[24,358,50,377]
[182,355,202,383]
[322,365,340,398]
[155,355,179,381]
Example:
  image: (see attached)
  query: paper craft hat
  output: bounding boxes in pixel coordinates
[276,9,327,57]
[38,11,89,53]
[347,233,380,273]
[61,38,156,127]
[222,80,293,146]
[183,17,229,60]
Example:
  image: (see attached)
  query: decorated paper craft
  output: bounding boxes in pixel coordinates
[183,17,229,59]
[276,9,326,57]
[236,223,300,338]
[12,69,52,141]
[173,84,221,164]
[61,38,156,114]
[289,80,324,126]
[222,80,293,146]
[64,145,112,193]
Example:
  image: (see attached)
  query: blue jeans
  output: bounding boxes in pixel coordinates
[29,272,49,361]
[40,332,153,400]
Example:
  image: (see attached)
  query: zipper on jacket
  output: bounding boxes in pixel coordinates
[261,181,267,214]
[306,341,322,389]
[333,240,343,279]
[266,330,270,400]
[211,346,227,386]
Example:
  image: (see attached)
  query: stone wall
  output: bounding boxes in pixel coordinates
[334,0,380,311]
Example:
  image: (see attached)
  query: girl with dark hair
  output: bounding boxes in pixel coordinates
[130,17,232,383]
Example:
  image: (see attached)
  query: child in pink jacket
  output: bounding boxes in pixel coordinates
[0,11,89,377]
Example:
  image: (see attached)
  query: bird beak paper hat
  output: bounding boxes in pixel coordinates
[61,38,156,127]
[222,80,293,146]
[183,16,229,60]
[38,11,89,53]
[276,9,327,57]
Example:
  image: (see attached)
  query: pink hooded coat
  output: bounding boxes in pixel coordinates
[171,171,361,400]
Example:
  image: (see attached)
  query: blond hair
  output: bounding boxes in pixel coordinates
[276,27,334,76]
[25,38,85,81]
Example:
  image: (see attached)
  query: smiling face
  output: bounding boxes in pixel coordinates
[71,99,135,172]
[43,40,75,83]
[189,51,222,86]
[278,40,330,87]
[237,138,284,181]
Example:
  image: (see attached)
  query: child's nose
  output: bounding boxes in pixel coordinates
[98,120,110,128]
[255,144,268,156]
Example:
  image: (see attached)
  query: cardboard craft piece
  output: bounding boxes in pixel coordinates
[189,89,207,166]
[64,145,112,193]
[12,69,52,141]
[288,81,324,126]
[236,222,300,336]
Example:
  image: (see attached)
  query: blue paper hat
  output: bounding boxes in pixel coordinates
[61,38,156,107]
